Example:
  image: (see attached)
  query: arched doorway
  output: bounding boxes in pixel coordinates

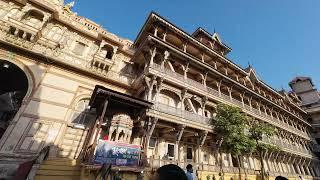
[0,60,28,139]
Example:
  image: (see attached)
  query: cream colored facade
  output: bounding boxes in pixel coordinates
[289,77,320,154]
[0,0,319,179]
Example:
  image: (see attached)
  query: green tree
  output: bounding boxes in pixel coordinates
[212,104,255,180]
[249,120,279,180]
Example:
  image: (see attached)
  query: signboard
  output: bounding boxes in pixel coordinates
[94,140,141,167]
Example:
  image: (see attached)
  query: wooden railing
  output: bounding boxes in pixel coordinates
[152,102,211,125]
[82,144,95,164]
[148,63,310,139]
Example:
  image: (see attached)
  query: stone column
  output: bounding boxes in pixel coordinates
[201,96,207,117]
[149,47,157,66]
[162,32,167,41]
[248,97,253,110]
[194,131,207,166]
[161,50,170,69]
[183,43,187,52]
[227,87,232,100]
[195,145,201,164]
[108,127,114,139]
[179,144,184,162]
[203,72,208,87]
[181,89,187,110]
[217,80,222,96]
[228,154,233,167]
[115,130,120,142]
[154,26,158,36]
[155,78,164,102]
[144,76,156,101]
[184,62,189,80]
[248,157,255,170]
[240,94,244,107]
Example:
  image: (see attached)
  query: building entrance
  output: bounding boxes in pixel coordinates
[0,60,28,139]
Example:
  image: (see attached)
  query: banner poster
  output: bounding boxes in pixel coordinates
[94,140,141,167]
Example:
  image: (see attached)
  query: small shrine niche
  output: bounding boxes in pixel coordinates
[108,113,133,143]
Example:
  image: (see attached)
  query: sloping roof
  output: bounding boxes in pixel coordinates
[192,27,232,51]
[245,65,260,83]
[89,85,153,113]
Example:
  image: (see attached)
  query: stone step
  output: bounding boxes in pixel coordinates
[42,159,79,166]
[35,175,80,180]
[39,164,81,171]
[36,169,81,176]
[45,158,79,162]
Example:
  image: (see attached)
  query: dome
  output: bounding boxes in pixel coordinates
[111,113,133,128]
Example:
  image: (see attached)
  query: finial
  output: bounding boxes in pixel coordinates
[63,1,75,13]
[212,28,217,39]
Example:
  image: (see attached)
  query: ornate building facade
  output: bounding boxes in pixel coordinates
[289,77,320,152]
[0,0,319,179]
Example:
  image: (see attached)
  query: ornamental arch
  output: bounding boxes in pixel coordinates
[0,59,33,140]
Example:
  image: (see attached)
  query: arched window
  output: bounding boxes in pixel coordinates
[23,10,44,28]
[70,99,95,127]
[159,90,180,108]
[100,44,114,59]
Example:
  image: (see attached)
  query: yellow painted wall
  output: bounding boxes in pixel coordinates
[197,171,257,180]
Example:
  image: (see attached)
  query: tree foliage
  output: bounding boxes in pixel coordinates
[213,103,255,154]
[249,120,278,151]
[212,103,255,179]
[212,104,280,180]
[248,120,279,180]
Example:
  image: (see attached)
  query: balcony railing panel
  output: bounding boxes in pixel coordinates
[148,63,310,139]
[152,102,211,125]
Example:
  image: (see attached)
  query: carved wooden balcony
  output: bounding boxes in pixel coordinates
[146,63,310,139]
[263,137,315,158]
[152,102,211,125]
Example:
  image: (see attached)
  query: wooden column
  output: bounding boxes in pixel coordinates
[89,99,109,163]
[145,117,158,151]
[175,125,185,161]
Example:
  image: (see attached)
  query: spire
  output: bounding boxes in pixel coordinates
[63,1,76,13]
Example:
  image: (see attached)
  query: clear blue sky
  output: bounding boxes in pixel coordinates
[70,0,320,91]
